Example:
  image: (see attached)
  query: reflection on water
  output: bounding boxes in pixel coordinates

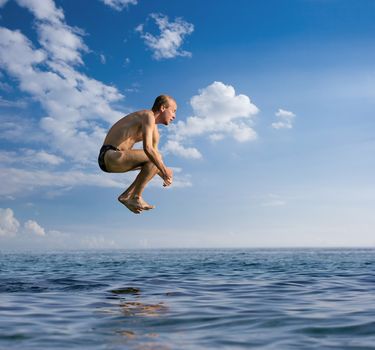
[120,301,168,317]
[1,249,375,349]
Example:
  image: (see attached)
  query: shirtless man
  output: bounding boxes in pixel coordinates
[98,95,176,214]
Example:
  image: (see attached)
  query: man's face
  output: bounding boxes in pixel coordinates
[161,100,177,125]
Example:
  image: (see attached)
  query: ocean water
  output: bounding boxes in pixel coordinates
[0,249,375,350]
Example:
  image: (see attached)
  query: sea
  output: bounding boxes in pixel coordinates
[0,248,375,350]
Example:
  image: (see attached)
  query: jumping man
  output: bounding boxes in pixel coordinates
[98,95,176,214]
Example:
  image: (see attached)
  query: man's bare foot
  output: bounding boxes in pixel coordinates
[138,197,155,210]
[118,194,155,211]
[118,196,142,214]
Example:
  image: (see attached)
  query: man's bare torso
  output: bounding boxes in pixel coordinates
[103,110,159,150]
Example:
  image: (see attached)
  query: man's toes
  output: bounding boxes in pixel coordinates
[143,206,153,210]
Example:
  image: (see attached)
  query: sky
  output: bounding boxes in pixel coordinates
[0,0,374,250]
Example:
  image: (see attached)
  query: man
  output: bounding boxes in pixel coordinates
[98,95,176,214]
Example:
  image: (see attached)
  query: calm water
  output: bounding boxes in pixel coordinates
[1,249,375,350]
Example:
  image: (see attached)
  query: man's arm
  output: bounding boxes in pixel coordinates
[142,112,173,185]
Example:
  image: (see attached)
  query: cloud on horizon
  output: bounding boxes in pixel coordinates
[0,207,48,237]
[0,207,118,249]
[0,208,19,237]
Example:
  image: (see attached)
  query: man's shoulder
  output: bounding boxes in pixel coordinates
[135,109,155,124]
[135,109,153,117]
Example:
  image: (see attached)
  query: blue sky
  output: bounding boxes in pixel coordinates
[0,0,374,249]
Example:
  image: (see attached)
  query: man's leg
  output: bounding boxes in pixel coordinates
[119,167,165,199]
[119,161,159,213]
[104,149,160,213]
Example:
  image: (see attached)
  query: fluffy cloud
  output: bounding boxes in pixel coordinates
[16,0,64,23]
[0,150,64,166]
[0,208,49,238]
[100,0,137,11]
[24,220,46,236]
[0,0,9,7]
[0,1,193,197]
[163,140,202,159]
[0,208,20,237]
[136,13,194,60]
[0,114,46,143]
[272,108,296,129]
[163,81,259,159]
[0,166,192,197]
[0,1,124,165]
[0,168,124,197]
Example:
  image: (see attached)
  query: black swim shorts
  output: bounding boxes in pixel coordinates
[98,144,119,172]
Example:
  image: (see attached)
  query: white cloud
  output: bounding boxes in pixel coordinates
[24,219,46,236]
[16,0,64,23]
[163,140,202,159]
[0,97,28,108]
[136,13,194,60]
[190,82,258,123]
[0,149,64,166]
[100,0,137,11]
[272,108,296,129]
[34,150,65,165]
[0,168,124,197]
[209,134,225,142]
[163,81,259,158]
[0,208,54,240]
[0,1,193,197]
[0,166,192,197]
[0,114,46,143]
[100,53,106,64]
[0,2,125,165]
[0,0,9,8]
[37,21,88,65]
[0,208,20,237]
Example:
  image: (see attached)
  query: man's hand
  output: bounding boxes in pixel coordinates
[163,168,173,187]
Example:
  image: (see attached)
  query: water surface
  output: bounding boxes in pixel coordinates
[1,248,375,349]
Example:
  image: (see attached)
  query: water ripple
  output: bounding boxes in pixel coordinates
[1,249,375,349]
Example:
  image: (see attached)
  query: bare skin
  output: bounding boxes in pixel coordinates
[99,98,176,214]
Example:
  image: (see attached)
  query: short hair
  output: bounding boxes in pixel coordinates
[152,95,175,112]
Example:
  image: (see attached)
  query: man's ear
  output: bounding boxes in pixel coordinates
[160,104,166,112]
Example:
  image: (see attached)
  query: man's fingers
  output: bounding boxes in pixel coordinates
[163,178,172,187]
[163,176,172,186]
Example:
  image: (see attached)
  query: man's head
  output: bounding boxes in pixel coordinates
[152,95,177,125]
